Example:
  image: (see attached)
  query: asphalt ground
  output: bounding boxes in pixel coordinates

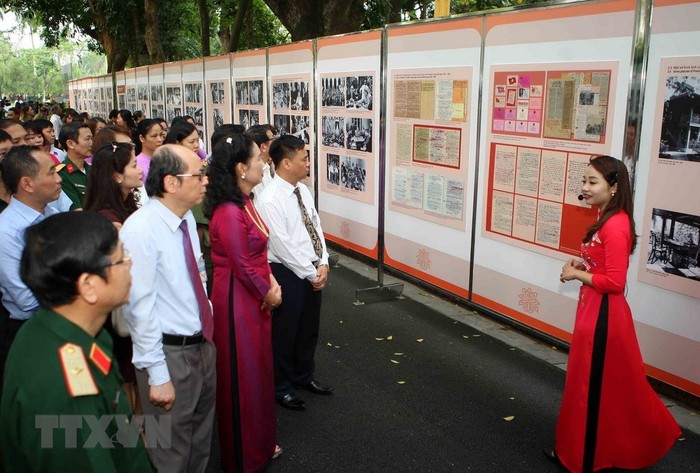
[210,256,700,473]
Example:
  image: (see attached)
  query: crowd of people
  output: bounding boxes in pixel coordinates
[0,105,333,473]
[0,100,683,473]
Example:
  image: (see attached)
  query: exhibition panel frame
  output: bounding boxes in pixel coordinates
[267,41,316,194]
[232,48,268,130]
[203,55,233,152]
[384,17,483,298]
[316,30,382,259]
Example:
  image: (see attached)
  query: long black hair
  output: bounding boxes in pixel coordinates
[84,142,139,223]
[203,133,255,219]
[583,155,637,254]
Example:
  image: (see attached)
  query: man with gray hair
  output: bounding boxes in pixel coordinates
[120,144,216,472]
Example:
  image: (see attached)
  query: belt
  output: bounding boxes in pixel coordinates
[162,332,204,346]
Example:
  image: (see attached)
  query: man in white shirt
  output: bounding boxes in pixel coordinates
[257,135,333,411]
[49,105,63,138]
[121,144,216,472]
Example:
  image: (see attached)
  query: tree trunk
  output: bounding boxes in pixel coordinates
[144,0,166,64]
[228,0,252,52]
[87,0,129,72]
[198,0,211,57]
[263,0,365,41]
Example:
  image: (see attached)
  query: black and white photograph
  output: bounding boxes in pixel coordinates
[659,76,700,162]
[239,109,250,129]
[118,95,125,110]
[236,81,250,105]
[646,208,700,281]
[327,153,340,186]
[346,76,372,110]
[579,90,595,106]
[322,115,345,148]
[250,80,264,105]
[138,85,149,101]
[213,108,224,129]
[341,156,367,192]
[166,107,182,123]
[249,110,260,127]
[150,85,163,102]
[185,83,203,103]
[210,81,225,105]
[290,81,309,111]
[186,106,204,126]
[126,87,136,103]
[322,77,345,108]
[273,114,290,136]
[346,117,372,153]
[166,86,182,106]
[151,104,164,119]
[273,82,290,110]
[291,115,310,144]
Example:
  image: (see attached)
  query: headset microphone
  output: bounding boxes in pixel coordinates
[578,194,584,201]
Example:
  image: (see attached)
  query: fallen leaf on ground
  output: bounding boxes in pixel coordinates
[327,343,333,347]
[551,346,558,350]
[472,334,481,337]
[462,335,469,339]
[387,335,393,340]
[394,352,404,356]
[509,397,515,400]
[334,346,340,349]
[375,338,384,341]
[503,416,515,421]
[391,359,400,364]
[416,339,424,343]
[397,381,406,384]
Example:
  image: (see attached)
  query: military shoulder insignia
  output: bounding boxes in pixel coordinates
[66,164,75,174]
[58,343,99,397]
[89,343,112,376]
[55,163,66,172]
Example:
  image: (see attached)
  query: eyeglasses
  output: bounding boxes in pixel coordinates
[175,168,207,181]
[106,250,132,267]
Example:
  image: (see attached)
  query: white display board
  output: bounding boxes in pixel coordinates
[204,55,232,151]
[384,18,482,297]
[630,0,700,396]
[182,58,205,148]
[268,41,316,194]
[316,31,381,259]
[135,66,149,114]
[232,49,268,129]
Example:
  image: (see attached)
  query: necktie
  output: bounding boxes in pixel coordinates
[179,220,213,341]
[293,187,323,259]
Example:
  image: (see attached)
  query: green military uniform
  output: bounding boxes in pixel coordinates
[57,157,90,210]
[0,307,154,472]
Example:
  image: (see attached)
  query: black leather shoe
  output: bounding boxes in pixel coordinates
[277,393,306,411]
[300,380,334,395]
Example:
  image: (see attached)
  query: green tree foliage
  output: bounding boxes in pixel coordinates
[0,38,67,98]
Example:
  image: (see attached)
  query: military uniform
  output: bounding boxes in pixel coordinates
[0,307,154,472]
[57,158,90,210]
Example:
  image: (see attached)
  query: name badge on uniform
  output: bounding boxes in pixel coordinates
[59,343,99,397]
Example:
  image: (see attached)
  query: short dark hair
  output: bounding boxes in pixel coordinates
[0,129,11,144]
[51,104,62,115]
[146,145,186,197]
[211,124,245,149]
[0,118,24,132]
[25,119,52,146]
[2,145,41,194]
[109,109,119,120]
[135,119,162,155]
[164,121,197,145]
[21,212,118,308]
[59,122,90,150]
[269,134,305,167]
[245,125,271,147]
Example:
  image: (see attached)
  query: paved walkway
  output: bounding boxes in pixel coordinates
[213,255,700,472]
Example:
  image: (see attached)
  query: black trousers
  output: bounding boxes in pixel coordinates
[0,312,25,394]
[270,263,322,398]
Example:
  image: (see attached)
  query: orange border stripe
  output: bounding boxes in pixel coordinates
[318,30,382,48]
[389,17,481,37]
[326,234,378,260]
[384,251,470,299]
